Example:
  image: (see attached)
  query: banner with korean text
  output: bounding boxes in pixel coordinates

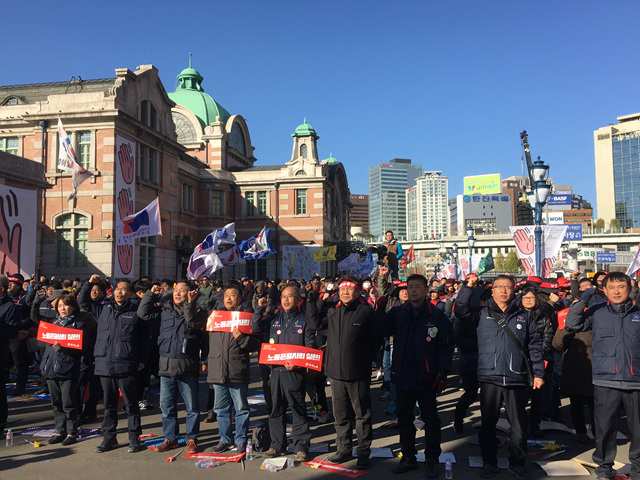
[259,344,324,371]
[206,310,254,334]
[37,322,83,349]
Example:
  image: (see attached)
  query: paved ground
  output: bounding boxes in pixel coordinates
[0,356,631,479]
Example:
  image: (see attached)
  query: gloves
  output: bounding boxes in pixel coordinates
[307,289,320,304]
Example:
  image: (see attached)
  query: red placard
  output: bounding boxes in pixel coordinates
[206,310,254,334]
[259,343,324,371]
[183,452,245,462]
[557,307,569,330]
[304,459,366,478]
[37,322,83,349]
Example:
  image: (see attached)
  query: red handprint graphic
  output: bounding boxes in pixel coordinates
[459,257,469,270]
[0,190,22,276]
[117,244,133,275]
[117,189,133,220]
[521,258,535,276]
[541,257,553,277]
[513,228,534,255]
[118,143,134,184]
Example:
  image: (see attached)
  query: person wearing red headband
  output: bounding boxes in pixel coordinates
[306,275,374,469]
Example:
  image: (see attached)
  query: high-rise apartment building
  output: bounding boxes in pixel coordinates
[350,194,369,234]
[594,113,640,228]
[406,171,449,240]
[368,158,422,240]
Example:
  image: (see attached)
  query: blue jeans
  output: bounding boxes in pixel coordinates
[213,383,250,445]
[160,375,200,442]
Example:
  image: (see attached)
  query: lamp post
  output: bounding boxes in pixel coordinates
[452,242,459,279]
[466,225,476,274]
[526,156,552,277]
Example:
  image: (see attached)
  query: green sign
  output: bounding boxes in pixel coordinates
[464,174,501,194]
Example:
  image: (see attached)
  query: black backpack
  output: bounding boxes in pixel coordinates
[252,422,271,453]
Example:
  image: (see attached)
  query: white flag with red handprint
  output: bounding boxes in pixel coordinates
[0,184,36,278]
[509,225,567,277]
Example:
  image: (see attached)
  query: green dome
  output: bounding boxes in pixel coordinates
[168,57,231,129]
[325,152,338,164]
[292,118,319,139]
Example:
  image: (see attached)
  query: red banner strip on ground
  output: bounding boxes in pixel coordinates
[37,322,83,349]
[304,459,366,478]
[206,311,254,334]
[259,344,324,372]
[183,452,245,462]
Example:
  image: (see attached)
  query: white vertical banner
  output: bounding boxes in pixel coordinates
[0,185,37,278]
[113,135,136,279]
[457,256,483,277]
[509,225,567,277]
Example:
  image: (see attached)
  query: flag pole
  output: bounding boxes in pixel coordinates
[161,235,166,278]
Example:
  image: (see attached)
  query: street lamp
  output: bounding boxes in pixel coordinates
[526,156,552,277]
[452,242,459,279]
[466,225,476,274]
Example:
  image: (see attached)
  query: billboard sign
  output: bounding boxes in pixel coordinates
[596,252,617,263]
[563,224,583,241]
[464,174,501,195]
[547,194,572,207]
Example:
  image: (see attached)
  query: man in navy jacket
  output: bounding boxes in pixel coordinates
[455,275,544,480]
[93,280,149,454]
[565,272,640,480]
[376,271,454,478]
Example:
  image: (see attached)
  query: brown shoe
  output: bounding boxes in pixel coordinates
[186,439,199,454]
[295,451,308,462]
[155,439,179,453]
[203,413,216,423]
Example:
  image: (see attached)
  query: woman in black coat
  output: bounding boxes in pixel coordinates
[40,294,96,445]
[518,286,555,437]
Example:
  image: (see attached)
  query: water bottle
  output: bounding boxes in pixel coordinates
[445,459,453,479]
[195,459,220,468]
[5,429,13,447]
[286,457,298,468]
[265,462,279,472]
[246,439,254,460]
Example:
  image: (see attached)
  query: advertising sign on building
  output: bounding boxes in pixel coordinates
[546,212,564,225]
[547,194,572,210]
[563,224,583,241]
[596,252,617,264]
[464,174,501,195]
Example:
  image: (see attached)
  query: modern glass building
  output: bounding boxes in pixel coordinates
[368,158,423,240]
[594,113,640,229]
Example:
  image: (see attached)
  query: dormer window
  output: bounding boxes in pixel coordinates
[141,100,157,130]
[300,144,307,158]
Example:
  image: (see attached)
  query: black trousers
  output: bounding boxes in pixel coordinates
[269,368,310,453]
[455,368,479,420]
[0,362,7,432]
[479,382,528,467]
[330,377,372,457]
[396,386,442,462]
[100,375,141,444]
[306,368,329,412]
[570,394,594,436]
[48,377,78,436]
[9,338,28,390]
[77,362,101,417]
[259,363,273,414]
[593,385,640,479]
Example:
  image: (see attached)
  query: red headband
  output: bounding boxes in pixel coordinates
[7,276,22,284]
[339,281,359,289]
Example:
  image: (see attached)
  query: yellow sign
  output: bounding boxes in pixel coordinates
[313,245,337,262]
[464,174,501,194]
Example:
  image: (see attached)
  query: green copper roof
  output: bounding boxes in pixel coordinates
[292,118,319,139]
[325,152,338,164]
[168,54,231,129]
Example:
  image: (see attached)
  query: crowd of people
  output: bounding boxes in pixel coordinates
[1,266,639,480]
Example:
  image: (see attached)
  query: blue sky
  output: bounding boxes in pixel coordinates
[4,1,640,213]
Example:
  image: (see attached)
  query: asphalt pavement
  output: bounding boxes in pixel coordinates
[0,356,631,480]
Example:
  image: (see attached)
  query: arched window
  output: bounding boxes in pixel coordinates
[300,144,307,158]
[295,170,307,176]
[55,213,89,268]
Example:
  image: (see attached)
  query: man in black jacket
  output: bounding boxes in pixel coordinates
[455,275,544,480]
[206,283,261,454]
[375,272,454,478]
[138,280,208,455]
[306,275,375,469]
[0,275,22,434]
[253,286,316,461]
[565,272,640,480]
[93,280,149,454]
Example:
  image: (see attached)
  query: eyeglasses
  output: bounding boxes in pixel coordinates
[492,285,513,291]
